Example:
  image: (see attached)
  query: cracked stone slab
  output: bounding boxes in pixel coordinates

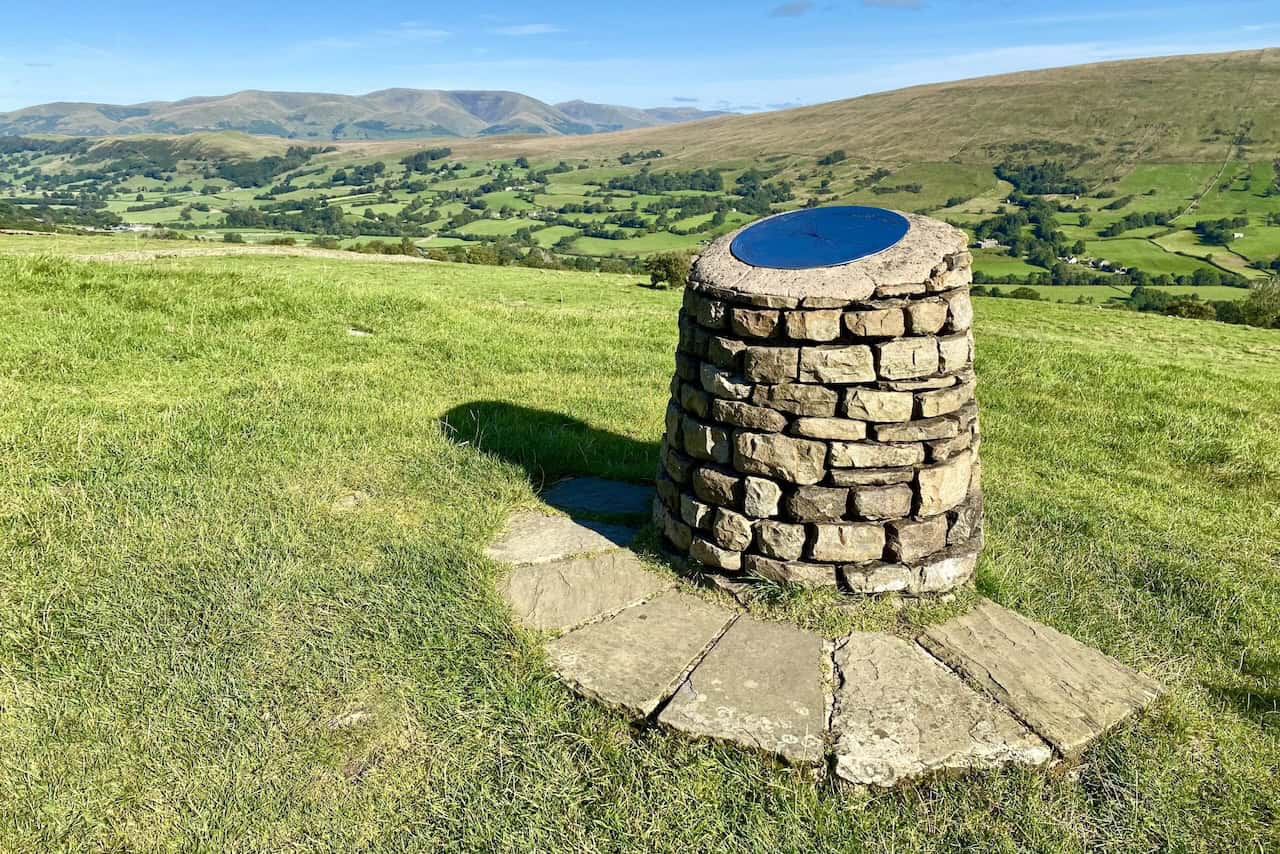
[547,590,737,717]
[541,477,653,517]
[830,632,1051,787]
[484,511,637,566]
[500,551,674,632]
[917,600,1164,759]
[658,616,826,766]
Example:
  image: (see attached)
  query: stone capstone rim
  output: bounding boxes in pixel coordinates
[692,211,969,303]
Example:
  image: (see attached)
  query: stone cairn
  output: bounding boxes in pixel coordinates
[653,210,983,594]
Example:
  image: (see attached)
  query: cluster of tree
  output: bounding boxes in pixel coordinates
[645,252,692,288]
[606,168,724,193]
[399,148,453,172]
[973,264,1248,288]
[817,150,847,166]
[994,160,1087,195]
[1101,195,1134,211]
[1125,283,1280,328]
[871,183,922,195]
[972,196,1082,269]
[330,161,387,186]
[619,149,663,165]
[853,167,892,191]
[970,285,1044,301]
[214,146,323,188]
[732,169,794,215]
[1098,209,1180,237]
[1193,216,1249,245]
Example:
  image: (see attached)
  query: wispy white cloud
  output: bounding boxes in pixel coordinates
[491,24,562,36]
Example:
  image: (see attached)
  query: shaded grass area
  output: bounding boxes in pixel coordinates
[0,253,1278,851]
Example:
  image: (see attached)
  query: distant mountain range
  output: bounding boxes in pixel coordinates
[0,89,732,140]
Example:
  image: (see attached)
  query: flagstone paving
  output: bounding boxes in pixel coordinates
[484,510,636,566]
[500,550,674,632]
[488,480,1165,786]
[658,616,827,766]
[917,599,1165,759]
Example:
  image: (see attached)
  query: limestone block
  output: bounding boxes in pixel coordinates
[700,363,752,401]
[706,335,746,370]
[680,494,714,530]
[785,310,843,341]
[916,450,973,517]
[845,388,914,423]
[937,332,973,373]
[744,554,837,588]
[682,419,731,464]
[690,536,743,571]
[876,337,940,380]
[791,417,867,441]
[840,562,916,594]
[905,299,949,335]
[829,441,925,469]
[734,432,828,485]
[680,382,711,419]
[743,346,800,383]
[785,485,850,522]
[691,466,739,507]
[918,381,976,419]
[888,515,949,563]
[873,416,960,443]
[944,290,974,332]
[756,520,807,560]
[731,307,781,338]
[845,307,905,338]
[828,467,915,487]
[711,398,788,433]
[811,523,886,562]
[798,345,876,383]
[743,476,783,517]
[711,507,754,551]
[752,383,839,417]
[852,484,913,521]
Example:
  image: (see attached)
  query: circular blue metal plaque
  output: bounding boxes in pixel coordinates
[730,206,910,270]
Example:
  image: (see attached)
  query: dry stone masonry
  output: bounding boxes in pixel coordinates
[654,209,982,594]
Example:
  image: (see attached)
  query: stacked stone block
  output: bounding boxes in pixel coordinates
[654,214,983,595]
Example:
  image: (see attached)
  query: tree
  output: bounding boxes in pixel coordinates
[645,252,691,289]
[1164,299,1216,320]
[223,232,245,243]
[1242,278,1280,329]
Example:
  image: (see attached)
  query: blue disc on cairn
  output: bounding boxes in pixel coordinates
[730,205,910,270]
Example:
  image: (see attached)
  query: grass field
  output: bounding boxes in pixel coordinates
[0,248,1277,851]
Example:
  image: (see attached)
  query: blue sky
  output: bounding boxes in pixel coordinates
[1,1,1278,112]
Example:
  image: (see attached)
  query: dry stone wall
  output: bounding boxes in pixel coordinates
[654,223,982,595]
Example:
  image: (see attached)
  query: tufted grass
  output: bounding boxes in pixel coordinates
[0,251,1277,852]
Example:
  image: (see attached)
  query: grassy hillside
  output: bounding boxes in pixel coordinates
[0,251,1276,850]
[412,49,1280,171]
[0,89,728,140]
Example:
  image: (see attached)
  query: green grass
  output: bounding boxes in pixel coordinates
[572,231,703,256]
[455,218,535,237]
[1082,238,1214,277]
[0,249,1278,850]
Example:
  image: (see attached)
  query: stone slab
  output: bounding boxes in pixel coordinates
[831,632,1051,787]
[541,477,654,517]
[658,616,826,765]
[485,511,637,566]
[500,551,673,632]
[917,600,1164,759]
[547,590,737,717]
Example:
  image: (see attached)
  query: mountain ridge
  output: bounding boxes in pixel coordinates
[0,88,732,140]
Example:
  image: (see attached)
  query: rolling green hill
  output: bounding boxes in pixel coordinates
[0,89,729,140]
[407,48,1280,173]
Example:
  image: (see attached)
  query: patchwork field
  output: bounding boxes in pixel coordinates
[0,249,1276,850]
